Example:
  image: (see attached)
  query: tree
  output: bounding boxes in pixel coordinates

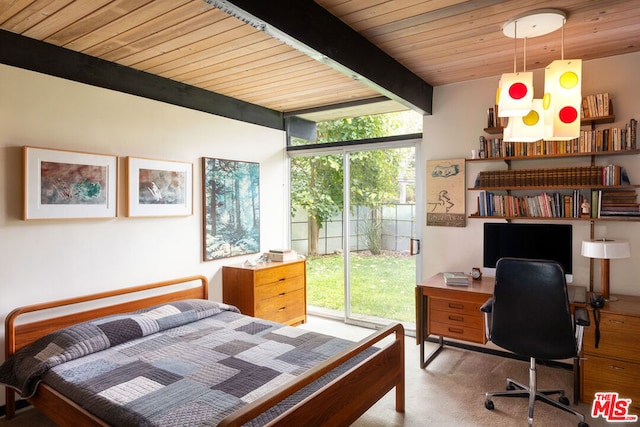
[291,113,418,256]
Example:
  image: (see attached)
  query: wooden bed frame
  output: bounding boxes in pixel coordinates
[4,275,405,426]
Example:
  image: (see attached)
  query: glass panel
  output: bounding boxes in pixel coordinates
[347,147,417,325]
[289,111,422,146]
[290,153,345,315]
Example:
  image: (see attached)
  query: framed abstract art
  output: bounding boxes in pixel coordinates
[126,157,193,217]
[23,146,117,220]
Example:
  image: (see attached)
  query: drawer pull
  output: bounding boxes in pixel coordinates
[609,365,625,371]
[279,292,286,296]
[279,307,286,312]
[448,315,464,322]
[608,319,625,325]
[448,303,464,310]
[448,327,464,334]
[279,278,286,281]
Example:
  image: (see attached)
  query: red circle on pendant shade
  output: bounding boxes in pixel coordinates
[559,106,578,123]
[508,83,528,100]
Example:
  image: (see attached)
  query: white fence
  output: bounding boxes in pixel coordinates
[291,204,416,256]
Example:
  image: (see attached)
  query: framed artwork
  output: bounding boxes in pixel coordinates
[202,157,260,261]
[126,157,193,217]
[23,146,117,220]
[426,158,466,227]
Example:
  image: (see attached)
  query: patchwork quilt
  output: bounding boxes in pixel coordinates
[0,299,373,426]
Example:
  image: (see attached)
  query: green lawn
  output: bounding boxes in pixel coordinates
[306,254,416,322]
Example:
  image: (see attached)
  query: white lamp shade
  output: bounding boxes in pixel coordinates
[497,72,534,117]
[503,99,545,142]
[581,239,631,259]
[543,59,582,140]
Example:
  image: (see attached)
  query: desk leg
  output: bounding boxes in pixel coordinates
[573,358,579,404]
[417,288,445,368]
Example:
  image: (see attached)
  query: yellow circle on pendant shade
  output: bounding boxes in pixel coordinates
[559,71,579,89]
[523,110,540,126]
[542,93,551,110]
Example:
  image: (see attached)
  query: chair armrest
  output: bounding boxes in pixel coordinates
[481,298,493,341]
[574,307,590,327]
[480,298,493,313]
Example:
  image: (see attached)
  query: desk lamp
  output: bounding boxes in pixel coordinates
[581,239,631,301]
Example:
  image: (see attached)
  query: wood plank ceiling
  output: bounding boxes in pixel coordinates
[1,0,639,118]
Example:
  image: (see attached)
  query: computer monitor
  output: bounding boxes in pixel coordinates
[483,223,573,282]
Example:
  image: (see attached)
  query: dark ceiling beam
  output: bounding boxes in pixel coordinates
[0,30,283,130]
[207,0,433,115]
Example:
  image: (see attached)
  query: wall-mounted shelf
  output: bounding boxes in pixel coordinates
[466,148,640,164]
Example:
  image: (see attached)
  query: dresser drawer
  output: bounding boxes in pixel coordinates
[584,312,640,361]
[254,261,304,285]
[430,297,483,316]
[581,354,640,412]
[255,275,305,301]
[430,309,484,329]
[429,321,484,343]
[256,289,305,324]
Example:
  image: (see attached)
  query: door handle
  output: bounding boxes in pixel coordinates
[410,238,421,255]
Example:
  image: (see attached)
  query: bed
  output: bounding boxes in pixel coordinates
[1,275,405,426]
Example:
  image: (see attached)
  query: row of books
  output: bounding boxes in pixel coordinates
[581,120,637,152]
[475,190,586,218]
[477,118,637,158]
[486,105,508,129]
[581,93,611,118]
[595,189,640,217]
[488,94,613,126]
[475,189,640,218]
[475,165,628,188]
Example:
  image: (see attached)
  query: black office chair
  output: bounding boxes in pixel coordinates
[480,258,590,427]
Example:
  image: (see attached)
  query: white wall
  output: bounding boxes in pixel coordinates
[0,65,287,378]
[422,52,640,296]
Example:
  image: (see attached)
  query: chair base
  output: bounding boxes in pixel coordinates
[484,358,588,427]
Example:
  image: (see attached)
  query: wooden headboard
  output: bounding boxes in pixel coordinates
[4,275,208,359]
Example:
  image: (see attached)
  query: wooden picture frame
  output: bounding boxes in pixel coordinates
[23,146,117,220]
[126,157,193,217]
[202,157,260,260]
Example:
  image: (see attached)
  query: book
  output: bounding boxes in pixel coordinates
[443,272,470,285]
[269,248,292,254]
[268,251,298,262]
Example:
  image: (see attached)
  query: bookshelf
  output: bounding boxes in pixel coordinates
[468,156,640,222]
[473,97,639,222]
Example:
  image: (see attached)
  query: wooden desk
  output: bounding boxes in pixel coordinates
[416,273,494,368]
[416,273,586,402]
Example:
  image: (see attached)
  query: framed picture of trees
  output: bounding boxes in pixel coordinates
[202,157,260,261]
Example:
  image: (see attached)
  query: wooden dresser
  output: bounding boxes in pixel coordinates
[222,259,307,326]
[581,294,640,413]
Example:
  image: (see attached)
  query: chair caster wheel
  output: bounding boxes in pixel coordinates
[506,384,516,391]
[559,396,570,405]
[578,422,589,427]
[484,399,494,410]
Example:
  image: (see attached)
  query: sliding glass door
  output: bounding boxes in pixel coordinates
[290,141,421,330]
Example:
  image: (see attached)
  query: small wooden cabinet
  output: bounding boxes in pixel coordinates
[222,259,307,326]
[416,274,494,367]
[581,294,640,413]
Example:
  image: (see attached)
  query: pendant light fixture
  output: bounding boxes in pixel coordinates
[497,19,533,118]
[503,99,545,142]
[543,19,582,141]
[498,9,581,142]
